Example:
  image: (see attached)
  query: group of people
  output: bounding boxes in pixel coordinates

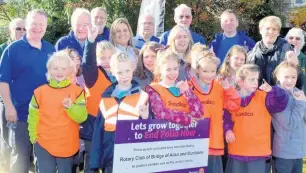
[0,3,305,173]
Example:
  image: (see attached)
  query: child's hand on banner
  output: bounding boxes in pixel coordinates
[139,104,149,119]
[226,130,235,143]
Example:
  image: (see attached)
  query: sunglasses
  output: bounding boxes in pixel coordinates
[288,36,301,41]
[15,27,26,31]
[179,15,191,19]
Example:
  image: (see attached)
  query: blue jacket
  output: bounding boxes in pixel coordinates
[90,80,144,169]
[272,88,306,159]
[96,27,110,43]
[210,31,255,61]
[133,35,160,49]
[55,31,84,56]
[159,28,206,46]
[80,40,114,140]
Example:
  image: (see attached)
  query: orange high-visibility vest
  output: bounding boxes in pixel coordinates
[228,90,271,156]
[85,68,112,117]
[189,78,224,151]
[34,84,83,157]
[148,83,190,113]
[100,91,148,131]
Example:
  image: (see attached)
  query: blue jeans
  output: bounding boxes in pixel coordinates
[208,155,223,173]
[34,142,73,173]
[274,157,303,173]
[84,140,98,173]
[9,121,32,173]
[225,158,266,173]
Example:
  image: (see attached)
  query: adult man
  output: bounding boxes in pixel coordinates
[0,9,55,173]
[159,4,206,46]
[55,8,91,55]
[0,18,26,56]
[210,9,255,63]
[133,13,160,49]
[91,7,110,42]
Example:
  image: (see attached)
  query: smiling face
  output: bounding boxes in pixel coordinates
[26,13,47,41]
[229,51,246,70]
[112,61,134,89]
[139,15,154,38]
[160,59,180,86]
[277,66,297,90]
[49,59,71,82]
[260,21,280,46]
[197,61,217,85]
[10,19,26,41]
[73,14,91,42]
[143,49,157,72]
[174,7,192,28]
[221,12,238,34]
[174,29,190,53]
[114,23,131,47]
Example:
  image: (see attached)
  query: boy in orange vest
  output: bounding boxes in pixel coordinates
[90,52,149,172]
[223,64,288,173]
[27,51,88,173]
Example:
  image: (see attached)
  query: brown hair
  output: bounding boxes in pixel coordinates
[218,45,247,78]
[236,64,260,81]
[191,51,220,72]
[65,48,82,77]
[110,18,134,47]
[134,42,163,79]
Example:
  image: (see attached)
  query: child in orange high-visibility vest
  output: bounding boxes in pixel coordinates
[27,50,88,173]
[188,49,241,173]
[146,49,203,126]
[90,52,149,173]
[223,64,288,173]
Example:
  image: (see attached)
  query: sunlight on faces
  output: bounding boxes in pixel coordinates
[229,51,246,70]
[143,49,157,72]
[91,9,106,29]
[115,23,131,47]
[97,49,114,73]
[174,7,192,28]
[139,15,154,37]
[49,58,74,82]
[73,14,90,41]
[260,21,280,45]
[221,13,238,34]
[110,54,135,89]
[197,60,217,85]
[26,13,47,41]
[10,19,26,41]
[238,71,259,93]
[160,59,180,86]
[276,67,297,90]
[174,30,190,53]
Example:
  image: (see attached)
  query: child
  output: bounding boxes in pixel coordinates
[90,52,149,172]
[168,25,194,81]
[218,45,247,86]
[272,61,306,173]
[81,26,116,173]
[134,41,163,89]
[224,64,288,173]
[110,18,138,64]
[27,51,88,173]
[66,48,85,88]
[188,50,240,173]
[146,49,203,126]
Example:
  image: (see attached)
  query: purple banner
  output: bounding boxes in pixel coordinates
[115,119,210,144]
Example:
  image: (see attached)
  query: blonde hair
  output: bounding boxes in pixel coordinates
[71,8,91,29]
[236,64,260,81]
[96,40,116,58]
[191,51,220,71]
[259,16,282,31]
[110,18,134,47]
[46,51,76,80]
[110,52,135,73]
[168,25,193,59]
[154,49,181,80]
[219,45,247,77]
[273,60,299,82]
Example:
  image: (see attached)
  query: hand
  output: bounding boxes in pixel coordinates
[259,79,272,92]
[176,80,189,93]
[5,104,17,123]
[87,25,99,42]
[293,90,306,101]
[219,77,230,89]
[226,130,236,144]
[62,97,72,109]
[138,104,149,119]
[286,51,299,65]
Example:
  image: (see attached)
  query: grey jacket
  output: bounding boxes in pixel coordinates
[272,88,306,159]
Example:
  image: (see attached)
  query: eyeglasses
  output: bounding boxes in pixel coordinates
[15,27,26,31]
[179,15,191,19]
[288,36,301,41]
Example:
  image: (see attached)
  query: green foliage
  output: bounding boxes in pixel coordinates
[0,0,287,44]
